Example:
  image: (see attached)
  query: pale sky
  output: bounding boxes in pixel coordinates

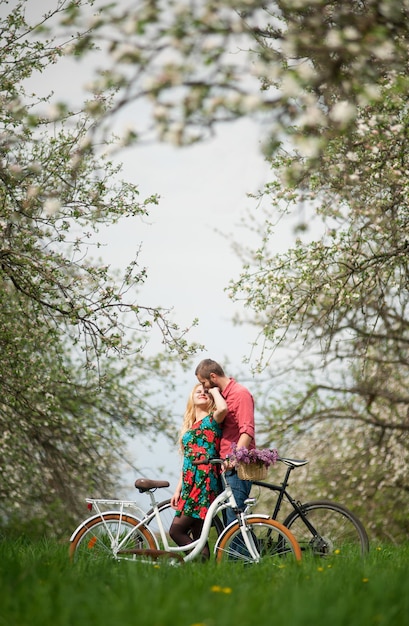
[108,120,273,501]
[101,119,271,359]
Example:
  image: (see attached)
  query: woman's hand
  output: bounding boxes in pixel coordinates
[170,486,182,509]
[207,387,221,399]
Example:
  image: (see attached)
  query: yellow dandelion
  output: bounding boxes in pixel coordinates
[334,549,341,555]
[211,585,232,594]
[317,566,324,572]
[362,578,369,583]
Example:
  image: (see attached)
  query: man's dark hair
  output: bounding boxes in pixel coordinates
[195,359,225,378]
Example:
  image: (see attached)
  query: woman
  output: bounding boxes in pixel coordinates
[169,383,227,559]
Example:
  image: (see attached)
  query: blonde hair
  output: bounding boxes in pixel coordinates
[178,383,216,453]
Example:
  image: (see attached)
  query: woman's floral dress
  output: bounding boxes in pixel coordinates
[175,414,222,520]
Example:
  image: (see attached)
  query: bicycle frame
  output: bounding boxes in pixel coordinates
[252,458,322,536]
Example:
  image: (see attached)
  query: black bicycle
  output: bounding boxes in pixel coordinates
[147,455,369,558]
[251,456,369,557]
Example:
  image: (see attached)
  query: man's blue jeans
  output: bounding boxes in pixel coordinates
[224,470,252,526]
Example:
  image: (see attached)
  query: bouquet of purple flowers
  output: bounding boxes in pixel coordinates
[229,443,279,468]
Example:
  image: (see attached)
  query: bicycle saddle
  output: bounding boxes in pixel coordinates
[134,478,170,492]
[279,457,309,467]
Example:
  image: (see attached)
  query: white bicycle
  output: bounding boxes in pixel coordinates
[69,458,302,565]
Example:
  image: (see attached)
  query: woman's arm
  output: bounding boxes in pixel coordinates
[208,387,228,423]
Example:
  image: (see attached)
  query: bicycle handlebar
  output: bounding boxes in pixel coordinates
[192,456,224,466]
[192,455,309,469]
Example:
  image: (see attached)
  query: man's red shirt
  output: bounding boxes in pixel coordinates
[220,377,255,459]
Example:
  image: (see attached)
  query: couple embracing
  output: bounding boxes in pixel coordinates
[169,358,255,559]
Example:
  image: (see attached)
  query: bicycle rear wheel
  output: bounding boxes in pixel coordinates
[69,513,156,561]
[215,516,302,564]
[283,500,369,557]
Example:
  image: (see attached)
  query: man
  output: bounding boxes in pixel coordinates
[195,358,255,525]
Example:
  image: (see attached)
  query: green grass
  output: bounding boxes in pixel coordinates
[1,538,409,626]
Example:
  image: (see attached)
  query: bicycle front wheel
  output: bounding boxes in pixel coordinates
[69,513,156,561]
[283,500,369,557]
[215,516,302,564]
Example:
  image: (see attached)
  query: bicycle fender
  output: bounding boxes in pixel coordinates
[69,511,143,541]
[223,512,271,534]
[214,513,272,550]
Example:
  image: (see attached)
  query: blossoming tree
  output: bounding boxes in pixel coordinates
[4,0,409,539]
[0,0,200,535]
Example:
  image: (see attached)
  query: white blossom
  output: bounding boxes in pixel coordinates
[46,105,61,121]
[295,61,317,82]
[372,41,395,60]
[111,44,140,63]
[28,161,42,174]
[153,104,169,120]
[27,185,40,199]
[78,136,92,151]
[297,105,326,128]
[293,136,322,158]
[325,29,343,49]
[329,101,357,125]
[121,17,139,35]
[281,74,301,97]
[165,122,184,146]
[43,197,61,216]
[69,153,82,169]
[9,164,22,176]
[343,27,360,40]
[390,124,404,133]
[62,42,76,56]
[242,94,262,112]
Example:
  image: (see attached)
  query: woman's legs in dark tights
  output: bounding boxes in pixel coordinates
[169,514,210,560]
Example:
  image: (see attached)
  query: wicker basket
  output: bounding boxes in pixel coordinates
[237,462,268,481]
